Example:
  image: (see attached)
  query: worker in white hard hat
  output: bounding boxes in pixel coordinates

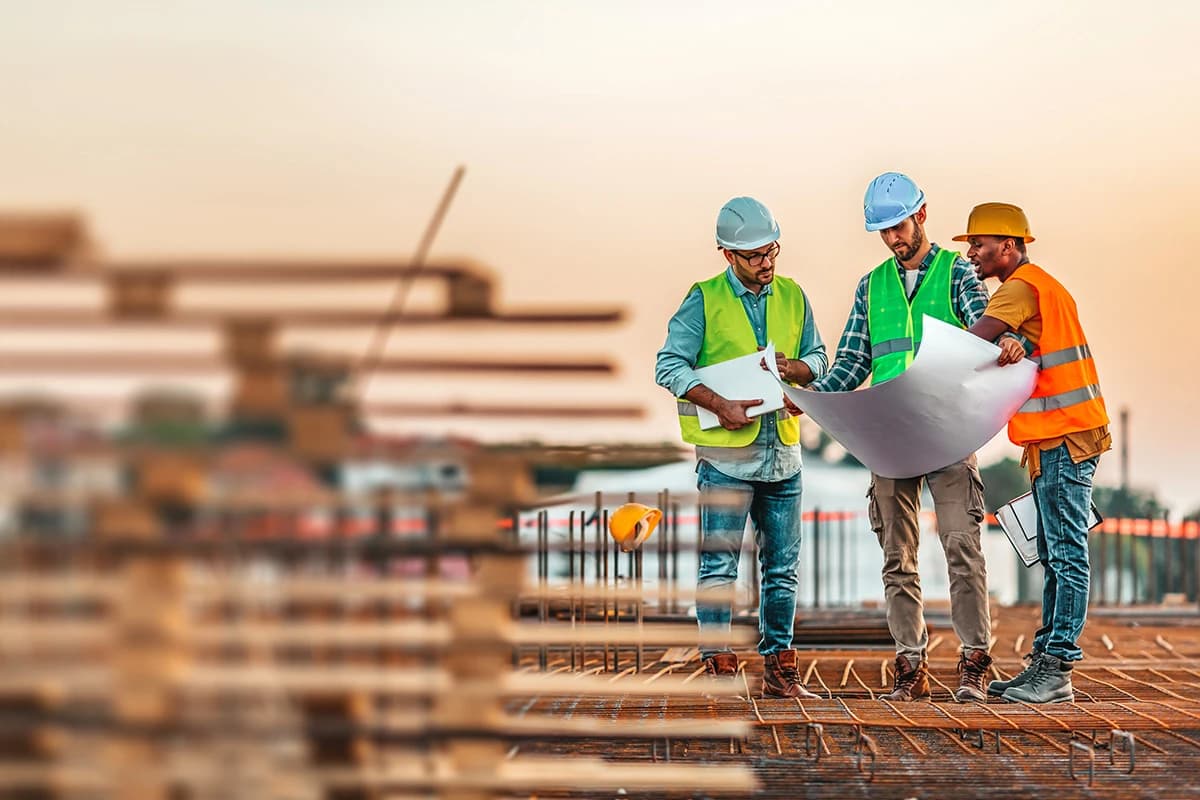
[655,196,827,699]
[807,173,1025,703]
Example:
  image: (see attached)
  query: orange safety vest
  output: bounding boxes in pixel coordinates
[1006,263,1109,445]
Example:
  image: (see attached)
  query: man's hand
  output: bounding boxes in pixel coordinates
[781,394,804,417]
[715,398,763,430]
[758,347,816,385]
[997,336,1025,366]
[773,352,793,381]
[756,346,788,380]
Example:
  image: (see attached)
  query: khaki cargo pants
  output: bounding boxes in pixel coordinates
[868,454,990,660]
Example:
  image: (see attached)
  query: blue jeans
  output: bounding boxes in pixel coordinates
[1031,443,1099,662]
[695,460,802,658]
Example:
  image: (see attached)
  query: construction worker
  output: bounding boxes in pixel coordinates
[808,173,1018,702]
[655,196,827,698]
[959,203,1110,704]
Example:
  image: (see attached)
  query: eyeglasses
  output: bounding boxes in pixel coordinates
[731,242,780,267]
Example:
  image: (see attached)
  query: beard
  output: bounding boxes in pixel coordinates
[891,225,925,263]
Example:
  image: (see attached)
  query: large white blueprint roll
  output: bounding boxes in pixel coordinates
[781,316,1038,479]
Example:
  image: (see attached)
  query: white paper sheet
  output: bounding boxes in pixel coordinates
[693,343,784,430]
[780,316,1038,478]
[996,491,1103,568]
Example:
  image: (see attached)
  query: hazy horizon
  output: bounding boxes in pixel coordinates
[2,1,1197,512]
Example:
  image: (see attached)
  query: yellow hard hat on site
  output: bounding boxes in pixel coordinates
[608,503,663,552]
[953,202,1035,243]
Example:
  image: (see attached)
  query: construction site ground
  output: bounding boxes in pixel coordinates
[508,604,1200,799]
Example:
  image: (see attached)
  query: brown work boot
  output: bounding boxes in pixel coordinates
[880,654,930,701]
[702,652,741,695]
[761,649,821,699]
[954,649,993,703]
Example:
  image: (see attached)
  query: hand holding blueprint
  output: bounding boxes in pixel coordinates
[780,317,1038,478]
[693,343,785,430]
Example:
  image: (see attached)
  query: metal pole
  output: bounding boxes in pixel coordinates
[1097,529,1108,606]
[509,508,520,670]
[812,509,821,609]
[539,510,548,671]
[1178,535,1188,598]
[1190,537,1197,602]
[1150,534,1160,604]
[1108,527,1118,604]
[636,547,644,672]
[580,506,588,668]
[657,490,667,615]
[1193,532,1200,610]
[662,498,670,614]
[568,509,577,671]
[357,165,466,398]
[612,519,621,673]
[851,514,859,602]
[593,497,603,670]
[1130,530,1139,604]
[839,515,847,607]
[601,505,609,672]
[695,498,703,622]
[671,501,681,613]
[626,492,635,638]
[1167,532,1178,599]
[1181,534,1190,601]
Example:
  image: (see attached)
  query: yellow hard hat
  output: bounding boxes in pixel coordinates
[952,202,1035,243]
[608,503,662,552]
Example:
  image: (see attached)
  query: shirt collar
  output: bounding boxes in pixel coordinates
[894,242,942,276]
[724,265,774,297]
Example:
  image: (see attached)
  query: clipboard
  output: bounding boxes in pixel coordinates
[995,491,1103,568]
[692,343,785,430]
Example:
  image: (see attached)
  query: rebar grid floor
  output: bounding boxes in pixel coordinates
[503,606,1200,798]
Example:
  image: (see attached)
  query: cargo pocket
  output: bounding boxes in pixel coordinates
[866,480,884,544]
[967,467,986,526]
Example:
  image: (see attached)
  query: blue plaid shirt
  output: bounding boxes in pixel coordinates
[810,244,992,393]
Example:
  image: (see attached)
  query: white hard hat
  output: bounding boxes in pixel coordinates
[716,197,780,250]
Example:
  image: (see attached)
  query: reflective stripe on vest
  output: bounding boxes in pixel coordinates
[866,247,963,385]
[1019,383,1102,414]
[1034,343,1092,369]
[870,337,913,360]
[1004,263,1109,445]
[675,272,806,448]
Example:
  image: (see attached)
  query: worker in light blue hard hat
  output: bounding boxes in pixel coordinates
[807,173,1024,703]
[655,196,828,699]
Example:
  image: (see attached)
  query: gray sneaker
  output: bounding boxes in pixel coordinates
[987,652,1042,697]
[1002,653,1074,704]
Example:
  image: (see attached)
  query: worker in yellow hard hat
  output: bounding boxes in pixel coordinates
[958,202,1111,704]
[654,196,828,699]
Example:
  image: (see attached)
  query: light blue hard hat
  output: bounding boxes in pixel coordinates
[715,196,780,250]
[863,172,926,232]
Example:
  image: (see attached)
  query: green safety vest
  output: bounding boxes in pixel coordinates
[867,248,963,384]
[676,273,806,447]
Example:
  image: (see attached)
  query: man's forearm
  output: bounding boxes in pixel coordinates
[683,384,727,414]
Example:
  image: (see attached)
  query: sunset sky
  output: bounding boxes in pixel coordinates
[2,2,1198,511]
